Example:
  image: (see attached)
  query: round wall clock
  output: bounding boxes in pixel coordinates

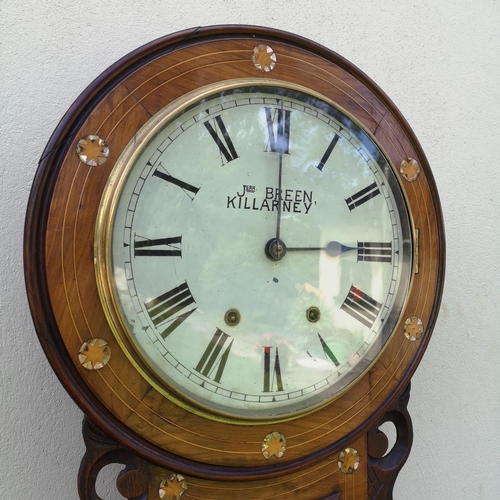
[25,25,444,499]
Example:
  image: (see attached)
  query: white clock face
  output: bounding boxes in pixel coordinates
[99,81,412,421]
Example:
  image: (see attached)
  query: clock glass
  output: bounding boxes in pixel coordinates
[96,80,413,421]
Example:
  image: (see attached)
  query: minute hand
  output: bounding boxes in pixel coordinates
[287,241,359,257]
[273,100,289,246]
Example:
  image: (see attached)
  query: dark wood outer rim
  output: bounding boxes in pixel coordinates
[24,24,445,481]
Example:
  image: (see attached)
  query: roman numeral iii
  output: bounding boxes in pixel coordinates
[144,282,196,339]
[357,241,392,263]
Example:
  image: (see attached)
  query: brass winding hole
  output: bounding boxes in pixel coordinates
[306,307,321,323]
[224,309,240,326]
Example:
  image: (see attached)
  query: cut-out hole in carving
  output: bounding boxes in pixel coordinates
[379,421,397,457]
[96,463,127,499]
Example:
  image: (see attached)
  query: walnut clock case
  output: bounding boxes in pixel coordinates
[25,25,445,500]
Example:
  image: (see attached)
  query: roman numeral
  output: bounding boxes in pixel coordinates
[265,106,291,154]
[144,282,196,339]
[263,346,284,392]
[194,329,233,383]
[341,286,382,328]
[134,235,182,257]
[152,167,200,199]
[204,116,238,164]
[345,182,380,211]
[316,133,341,171]
[357,241,392,263]
[317,333,340,367]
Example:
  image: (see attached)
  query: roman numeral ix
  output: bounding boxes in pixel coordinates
[134,235,182,257]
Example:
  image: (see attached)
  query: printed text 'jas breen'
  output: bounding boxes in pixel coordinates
[227,185,315,214]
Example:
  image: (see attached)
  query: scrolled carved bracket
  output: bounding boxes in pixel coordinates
[367,383,413,500]
[78,416,148,500]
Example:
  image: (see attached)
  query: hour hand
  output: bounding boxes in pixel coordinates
[287,241,358,257]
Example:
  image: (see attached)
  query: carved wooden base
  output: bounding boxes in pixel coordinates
[78,418,148,500]
[367,383,413,499]
[78,384,412,500]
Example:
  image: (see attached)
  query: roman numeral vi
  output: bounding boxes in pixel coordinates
[263,346,284,392]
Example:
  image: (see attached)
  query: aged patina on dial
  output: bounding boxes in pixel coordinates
[25,26,444,499]
[97,81,412,421]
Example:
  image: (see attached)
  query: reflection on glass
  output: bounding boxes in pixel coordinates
[98,82,412,420]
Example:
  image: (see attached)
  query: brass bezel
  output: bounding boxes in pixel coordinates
[95,77,415,425]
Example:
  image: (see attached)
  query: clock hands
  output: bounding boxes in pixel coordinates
[261,101,359,262]
[266,100,289,261]
[287,241,359,257]
[267,239,359,260]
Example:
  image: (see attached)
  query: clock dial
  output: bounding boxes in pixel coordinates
[97,81,412,421]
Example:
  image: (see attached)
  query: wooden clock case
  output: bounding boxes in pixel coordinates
[24,25,445,499]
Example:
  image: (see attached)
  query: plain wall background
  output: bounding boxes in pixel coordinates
[1,0,499,498]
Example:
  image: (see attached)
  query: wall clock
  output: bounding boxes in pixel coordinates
[25,25,445,499]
